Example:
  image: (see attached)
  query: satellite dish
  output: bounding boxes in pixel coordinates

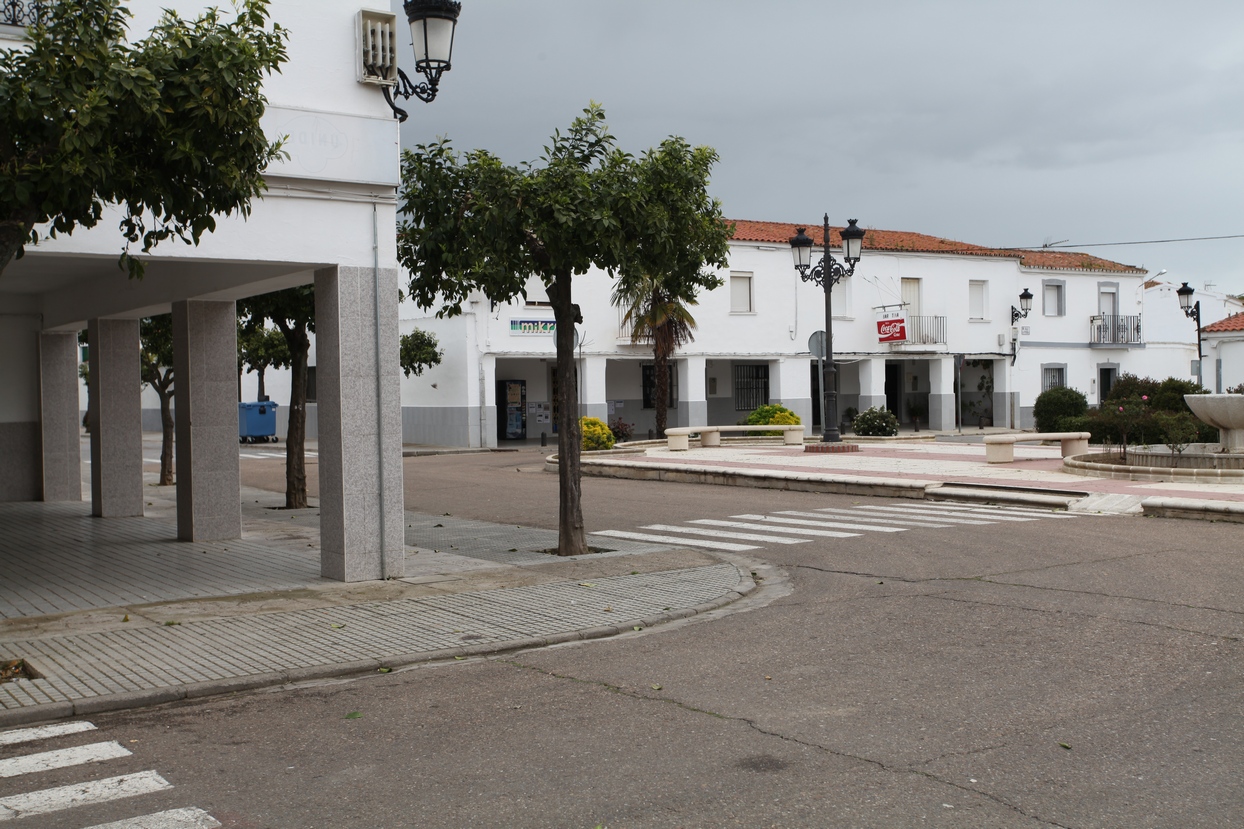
[572,326,581,351]
[808,330,827,359]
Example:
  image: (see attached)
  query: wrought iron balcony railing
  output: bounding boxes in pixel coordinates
[1,0,49,27]
[1090,314,1143,345]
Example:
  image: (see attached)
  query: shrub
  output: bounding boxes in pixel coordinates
[580,417,615,451]
[1227,383,1244,395]
[608,418,634,443]
[1155,411,1200,456]
[841,406,859,427]
[1033,386,1088,432]
[1056,414,1099,441]
[745,404,801,437]
[852,406,899,437]
[1105,373,1159,403]
[1152,377,1206,413]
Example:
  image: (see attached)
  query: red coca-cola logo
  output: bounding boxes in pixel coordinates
[879,321,905,336]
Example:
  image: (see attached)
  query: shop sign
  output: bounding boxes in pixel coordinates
[876,308,908,343]
[511,319,555,335]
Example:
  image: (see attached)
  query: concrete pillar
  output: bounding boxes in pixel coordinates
[857,356,887,412]
[0,313,41,501]
[582,355,608,423]
[479,354,497,449]
[928,356,956,431]
[770,357,813,434]
[172,300,241,541]
[315,265,404,582]
[992,358,1015,429]
[40,332,82,501]
[88,318,143,517]
[676,356,707,428]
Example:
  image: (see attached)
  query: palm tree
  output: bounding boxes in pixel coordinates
[613,274,700,438]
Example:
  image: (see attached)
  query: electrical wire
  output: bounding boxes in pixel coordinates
[1007,233,1244,250]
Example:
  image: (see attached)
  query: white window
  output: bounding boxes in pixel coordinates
[1042,366,1066,391]
[968,280,987,320]
[730,273,753,313]
[523,274,550,306]
[901,278,922,317]
[1043,282,1065,317]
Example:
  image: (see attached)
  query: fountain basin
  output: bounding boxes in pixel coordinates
[1185,394,1244,453]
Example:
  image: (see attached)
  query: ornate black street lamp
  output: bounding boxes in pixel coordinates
[383,0,461,122]
[1011,288,1033,325]
[790,216,865,442]
[1176,281,1204,382]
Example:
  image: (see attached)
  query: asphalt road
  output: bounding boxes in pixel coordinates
[9,450,1243,827]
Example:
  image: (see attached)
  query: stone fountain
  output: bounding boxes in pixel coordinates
[1185,394,1244,453]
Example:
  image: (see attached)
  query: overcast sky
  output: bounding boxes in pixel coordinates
[395,0,1244,294]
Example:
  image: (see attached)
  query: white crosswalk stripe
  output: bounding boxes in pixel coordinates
[601,502,1076,552]
[592,529,759,551]
[0,722,96,746]
[84,807,222,829]
[690,519,860,539]
[0,721,220,827]
[0,741,130,778]
[641,524,811,545]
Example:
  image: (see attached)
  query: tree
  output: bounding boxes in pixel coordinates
[0,0,288,278]
[613,276,701,438]
[238,322,290,400]
[397,105,730,555]
[239,287,313,508]
[399,329,443,377]
[139,315,175,486]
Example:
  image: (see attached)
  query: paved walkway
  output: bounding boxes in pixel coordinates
[580,436,1244,520]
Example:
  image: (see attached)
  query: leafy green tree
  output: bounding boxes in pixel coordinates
[239,287,313,508]
[238,322,290,400]
[0,0,287,277]
[399,329,443,377]
[397,105,730,555]
[139,315,175,486]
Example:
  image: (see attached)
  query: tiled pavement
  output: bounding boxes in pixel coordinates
[0,564,746,715]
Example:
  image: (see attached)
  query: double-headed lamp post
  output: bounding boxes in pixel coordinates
[1176,282,1204,383]
[790,216,865,442]
[382,0,462,122]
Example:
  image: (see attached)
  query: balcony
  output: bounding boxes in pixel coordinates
[1090,314,1143,346]
[889,315,947,348]
[2,1,49,27]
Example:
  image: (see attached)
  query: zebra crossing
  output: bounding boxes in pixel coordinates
[0,721,217,827]
[593,502,1078,552]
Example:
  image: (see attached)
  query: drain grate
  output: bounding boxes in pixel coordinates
[1,658,38,683]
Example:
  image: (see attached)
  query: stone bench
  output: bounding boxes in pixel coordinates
[664,424,806,451]
[983,432,1091,463]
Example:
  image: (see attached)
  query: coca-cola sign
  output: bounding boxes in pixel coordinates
[876,309,908,343]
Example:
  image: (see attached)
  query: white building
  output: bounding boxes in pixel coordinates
[0,1,424,581]
[397,219,1155,446]
[1141,280,1243,392]
[1203,312,1244,392]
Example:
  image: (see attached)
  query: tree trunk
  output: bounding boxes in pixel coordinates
[155,371,174,486]
[284,330,309,509]
[654,338,669,438]
[257,366,266,400]
[550,272,587,556]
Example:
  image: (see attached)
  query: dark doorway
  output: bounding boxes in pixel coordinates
[1099,367,1117,404]
[884,362,902,417]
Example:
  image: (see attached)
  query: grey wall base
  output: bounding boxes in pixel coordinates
[401,406,475,448]
[929,393,955,431]
[40,332,82,502]
[0,422,41,502]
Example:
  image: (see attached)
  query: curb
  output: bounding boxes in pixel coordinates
[1140,496,1244,523]
[0,569,756,729]
[576,458,930,499]
[927,482,1086,509]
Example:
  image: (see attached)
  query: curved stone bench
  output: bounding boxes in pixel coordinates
[983,432,1091,463]
[664,424,806,451]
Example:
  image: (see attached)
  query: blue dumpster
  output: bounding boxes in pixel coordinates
[238,401,279,443]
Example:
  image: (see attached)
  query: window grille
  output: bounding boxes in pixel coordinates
[732,364,769,411]
[1,1,49,27]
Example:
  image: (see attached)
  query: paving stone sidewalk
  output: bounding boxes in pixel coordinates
[0,563,751,724]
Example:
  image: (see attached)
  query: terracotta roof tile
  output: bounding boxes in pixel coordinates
[1204,311,1244,333]
[729,219,1144,274]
